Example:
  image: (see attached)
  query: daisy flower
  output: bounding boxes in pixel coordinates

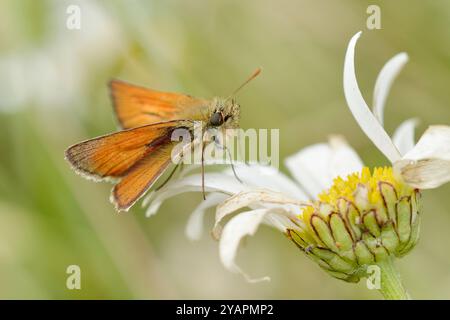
[145,31,450,298]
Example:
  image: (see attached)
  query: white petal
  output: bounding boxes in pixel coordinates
[394,125,450,189]
[144,173,248,217]
[219,209,278,282]
[144,163,308,218]
[285,144,330,197]
[213,189,306,239]
[263,211,304,232]
[328,135,364,179]
[217,189,305,219]
[284,136,363,198]
[185,192,228,241]
[392,118,418,156]
[226,164,308,200]
[373,53,409,125]
[343,31,401,163]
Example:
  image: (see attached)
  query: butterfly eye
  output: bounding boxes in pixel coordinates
[210,112,224,126]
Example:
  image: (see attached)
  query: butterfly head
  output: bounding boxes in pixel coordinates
[208,98,240,129]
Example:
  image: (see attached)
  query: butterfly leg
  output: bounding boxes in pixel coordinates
[178,161,185,176]
[212,135,243,184]
[201,140,207,200]
[155,156,183,191]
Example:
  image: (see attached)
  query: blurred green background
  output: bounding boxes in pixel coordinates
[0,0,449,299]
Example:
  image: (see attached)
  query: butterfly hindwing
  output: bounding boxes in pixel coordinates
[111,141,179,211]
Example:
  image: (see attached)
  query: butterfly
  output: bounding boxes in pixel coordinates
[65,68,261,212]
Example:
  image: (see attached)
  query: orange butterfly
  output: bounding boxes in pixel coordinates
[65,69,261,212]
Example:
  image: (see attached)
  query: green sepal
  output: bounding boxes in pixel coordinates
[354,240,375,265]
[345,200,362,240]
[379,182,397,221]
[381,220,399,253]
[362,210,381,237]
[310,247,354,273]
[363,232,389,262]
[310,215,338,252]
[329,213,355,261]
[396,196,412,244]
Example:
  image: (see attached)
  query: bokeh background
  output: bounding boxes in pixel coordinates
[0,0,449,299]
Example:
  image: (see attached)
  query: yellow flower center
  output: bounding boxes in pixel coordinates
[299,166,415,226]
[319,166,403,206]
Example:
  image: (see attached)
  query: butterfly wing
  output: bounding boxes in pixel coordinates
[111,141,178,211]
[65,120,191,180]
[66,120,193,211]
[109,80,209,129]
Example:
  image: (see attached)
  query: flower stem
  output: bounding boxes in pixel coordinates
[377,257,411,300]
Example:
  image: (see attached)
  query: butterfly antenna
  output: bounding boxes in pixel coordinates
[225,67,262,101]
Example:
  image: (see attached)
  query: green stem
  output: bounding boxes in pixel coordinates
[377,257,411,300]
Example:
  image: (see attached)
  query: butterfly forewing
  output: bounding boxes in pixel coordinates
[109,80,209,129]
[65,120,191,180]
